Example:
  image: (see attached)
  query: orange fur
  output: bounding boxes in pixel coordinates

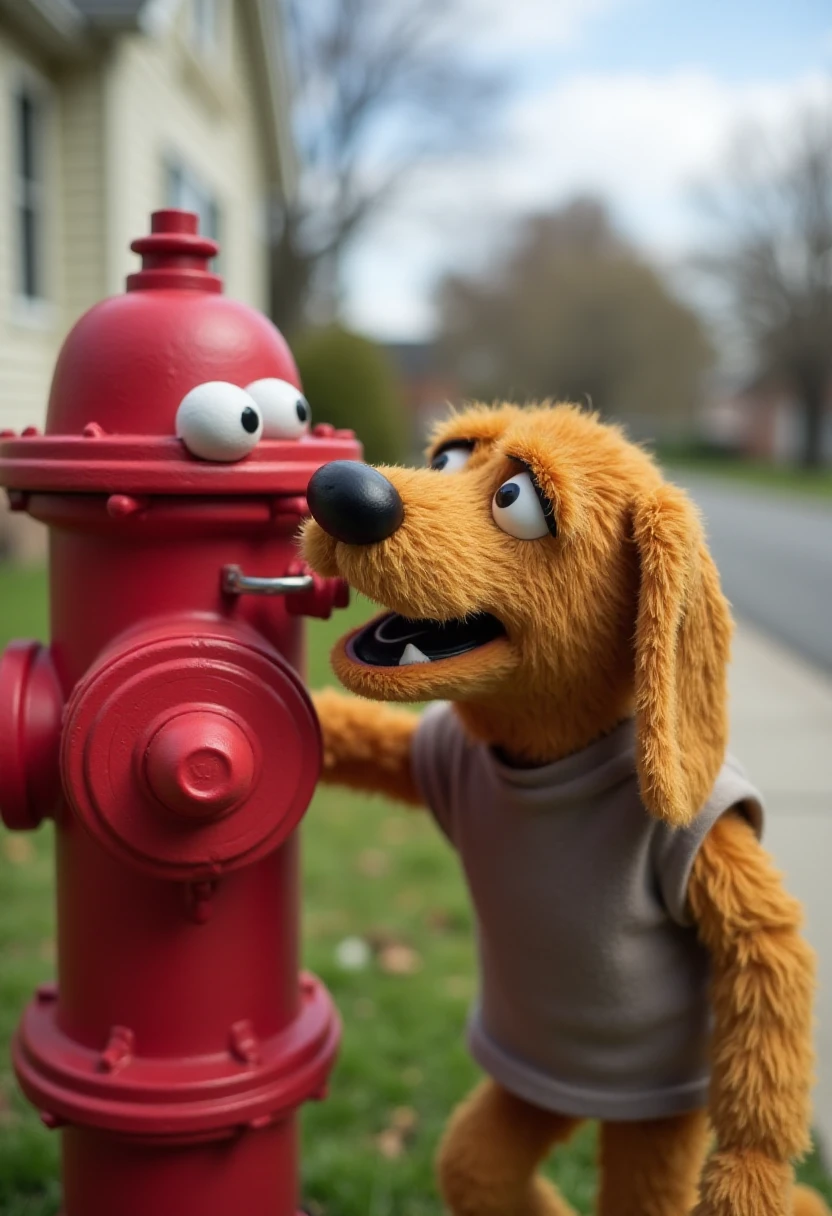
[301,401,826,1216]
[688,813,818,1213]
[598,1109,710,1215]
[435,1079,582,1216]
[304,404,730,818]
[632,486,733,827]
[312,688,422,805]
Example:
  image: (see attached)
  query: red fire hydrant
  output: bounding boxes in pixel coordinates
[0,210,360,1216]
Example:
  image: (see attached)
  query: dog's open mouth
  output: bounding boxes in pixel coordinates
[348,611,506,667]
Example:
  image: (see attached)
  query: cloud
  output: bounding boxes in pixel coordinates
[502,69,830,237]
[344,68,832,338]
[457,0,627,52]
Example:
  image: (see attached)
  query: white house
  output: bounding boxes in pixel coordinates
[0,0,295,557]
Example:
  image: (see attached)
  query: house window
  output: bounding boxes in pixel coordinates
[12,87,46,302]
[190,0,221,56]
[166,161,221,261]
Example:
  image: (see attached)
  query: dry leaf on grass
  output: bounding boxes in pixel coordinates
[375,1128,404,1159]
[2,836,33,865]
[378,943,423,975]
[339,928,423,976]
[363,927,399,951]
[425,908,455,934]
[390,1106,419,1133]
[375,1106,420,1158]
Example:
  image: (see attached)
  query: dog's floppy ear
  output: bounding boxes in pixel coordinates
[632,484,732,828]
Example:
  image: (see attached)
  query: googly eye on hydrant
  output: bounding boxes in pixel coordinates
[245,378,311,439]
[175,381,263,462]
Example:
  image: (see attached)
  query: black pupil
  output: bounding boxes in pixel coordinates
[296,398,308,422]
[495,482,520,508]
[241,406,259,434]
[432,452,449,470]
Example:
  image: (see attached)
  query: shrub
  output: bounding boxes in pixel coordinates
[294,326,410,466]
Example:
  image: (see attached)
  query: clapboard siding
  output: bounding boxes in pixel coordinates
[0,31,64,433]
[60,64,107,328]
[109,1,270,309]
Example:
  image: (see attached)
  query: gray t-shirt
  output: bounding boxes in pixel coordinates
[411,703,764,1121]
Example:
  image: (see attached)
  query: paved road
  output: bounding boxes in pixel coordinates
[676,474,832,673]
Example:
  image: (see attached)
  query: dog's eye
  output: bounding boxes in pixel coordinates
[492,473,551,540]
[431,445,472,473]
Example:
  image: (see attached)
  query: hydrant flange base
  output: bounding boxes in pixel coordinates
[13,974,339,1143]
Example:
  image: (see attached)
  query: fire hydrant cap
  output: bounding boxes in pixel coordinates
[145,711,255,820]
[61,628,322,880]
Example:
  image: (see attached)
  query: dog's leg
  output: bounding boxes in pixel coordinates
[436,1079,582,1216]
[597,1110,709,1216]
[312,688,423,805]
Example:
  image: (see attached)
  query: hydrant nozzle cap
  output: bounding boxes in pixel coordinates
[127,209,222,294]
[144,710,255,821]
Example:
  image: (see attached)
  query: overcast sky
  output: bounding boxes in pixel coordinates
[341,0,832,340]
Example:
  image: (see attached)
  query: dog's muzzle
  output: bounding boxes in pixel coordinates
[307,460,404,545]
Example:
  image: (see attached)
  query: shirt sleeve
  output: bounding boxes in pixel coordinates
[653,755,765,927]
[410,701,462,846]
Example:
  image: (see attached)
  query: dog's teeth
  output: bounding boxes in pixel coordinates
[399,644,431,666]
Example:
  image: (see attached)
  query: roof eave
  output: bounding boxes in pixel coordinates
[0,0,92,60]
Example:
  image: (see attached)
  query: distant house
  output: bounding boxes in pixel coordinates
[383,340,461,452]
[701,376,832,466]
[0,0,295,556]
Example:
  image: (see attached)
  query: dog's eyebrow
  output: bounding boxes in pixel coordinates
[505,454,558,537]
[432,438,475,457]
[428,413,515,460]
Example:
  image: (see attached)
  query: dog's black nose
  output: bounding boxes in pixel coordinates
[307,460,404,545]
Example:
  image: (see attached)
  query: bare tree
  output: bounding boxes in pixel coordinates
[695,101,832,468]
[437,198,712,433]
[272,0,502,336]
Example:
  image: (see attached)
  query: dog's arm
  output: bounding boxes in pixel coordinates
[688,812,816,1216]
[312,688,424,807]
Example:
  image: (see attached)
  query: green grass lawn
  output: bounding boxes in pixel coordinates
[1,564,830,1215]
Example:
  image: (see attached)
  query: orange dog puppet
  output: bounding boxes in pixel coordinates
[302,403,828,1216]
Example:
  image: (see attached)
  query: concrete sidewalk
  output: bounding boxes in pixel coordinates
[729,619,832,1152]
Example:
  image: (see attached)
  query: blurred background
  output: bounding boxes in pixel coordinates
[0,1,831,1213]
